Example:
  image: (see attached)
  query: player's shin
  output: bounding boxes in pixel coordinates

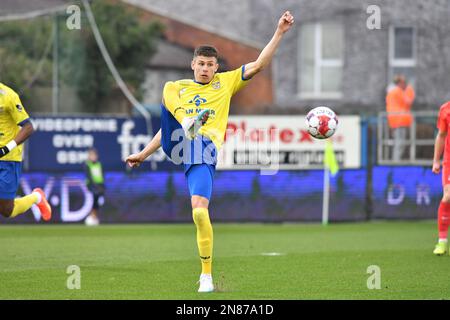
[10,193,40,218]
[192,207,213,275]
[438,201,450,240]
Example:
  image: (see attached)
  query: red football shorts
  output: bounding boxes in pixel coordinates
[442,165,450,186]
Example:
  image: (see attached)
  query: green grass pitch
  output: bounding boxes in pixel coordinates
[0,221,449,300]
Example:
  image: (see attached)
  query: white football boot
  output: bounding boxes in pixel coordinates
[181,109,211,140]
[198,274,214,293]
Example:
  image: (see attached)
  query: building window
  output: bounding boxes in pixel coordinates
[389,26,416,87]
[298,22,344,99]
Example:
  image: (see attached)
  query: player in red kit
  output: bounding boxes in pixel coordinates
[432,101,450,255]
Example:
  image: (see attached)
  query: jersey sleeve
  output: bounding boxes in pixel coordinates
[220,65,250,96]
[162,81,185,123]
[8,90,30,125]
[437,103,450,132]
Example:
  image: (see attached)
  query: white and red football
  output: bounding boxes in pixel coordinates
[305,106,338,139]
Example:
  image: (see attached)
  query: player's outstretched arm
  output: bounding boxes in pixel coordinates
[432,130,446,174]
[0,121,34,158]
[243,11,294,80]
[125,129,162,168]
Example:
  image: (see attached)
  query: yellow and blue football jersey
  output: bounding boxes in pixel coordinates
[0,83,30,162]
[169,66,249,150]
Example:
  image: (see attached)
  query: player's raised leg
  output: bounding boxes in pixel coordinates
[187,164,214,292]
[163,82,211,140]
[0,160,51,221]
[0,189,51,221]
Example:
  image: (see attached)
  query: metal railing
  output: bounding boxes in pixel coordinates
[377,111,437,165]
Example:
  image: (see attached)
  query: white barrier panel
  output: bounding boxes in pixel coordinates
[217,115,361,170]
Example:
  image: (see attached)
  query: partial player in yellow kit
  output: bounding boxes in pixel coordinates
[0,83,51,221]
[126,11,294,292]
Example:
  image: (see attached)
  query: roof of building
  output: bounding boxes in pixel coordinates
[148,40,193,69]
[121,0,263,49]
[0,0,70,21]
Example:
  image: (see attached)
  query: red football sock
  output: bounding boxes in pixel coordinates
[438,202,450,240]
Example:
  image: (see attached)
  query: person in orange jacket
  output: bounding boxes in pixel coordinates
[386,75,415,161]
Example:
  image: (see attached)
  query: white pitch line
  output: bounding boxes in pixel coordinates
[260,252,284,256]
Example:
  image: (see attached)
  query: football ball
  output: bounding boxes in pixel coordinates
[305,106,338,139]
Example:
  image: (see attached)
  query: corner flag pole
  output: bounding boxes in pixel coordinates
[322,166,330,226]
[322,139,338,226]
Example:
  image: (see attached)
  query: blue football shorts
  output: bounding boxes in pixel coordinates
[0,161,22,199]
[186,163,215,200]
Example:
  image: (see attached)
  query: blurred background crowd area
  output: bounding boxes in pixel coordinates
[1,0,449,117]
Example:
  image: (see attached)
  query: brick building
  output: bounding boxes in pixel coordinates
[126,0,450,115]
[2,0,449,115]
[126,0,274,114]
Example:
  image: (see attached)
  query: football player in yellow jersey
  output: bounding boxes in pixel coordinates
[0,83,52,221]
[126,11,294,292]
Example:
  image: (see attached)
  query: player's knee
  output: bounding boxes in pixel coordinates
[442,194,450,203]
[191,196,209,209]
[193,208,209,225]
[0,203,14,217]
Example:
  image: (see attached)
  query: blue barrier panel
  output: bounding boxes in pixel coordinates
[372,166,440,219]
[27,116,178,172]
[1,170,367,223]
[3,166,440,223]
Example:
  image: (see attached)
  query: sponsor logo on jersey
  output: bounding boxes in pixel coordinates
[185,108,216,119]
[189,95,207,107]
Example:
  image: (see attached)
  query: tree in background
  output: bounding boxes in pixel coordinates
[62,0,163,113]
[0,1,163,114]
[0,18,53,99]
